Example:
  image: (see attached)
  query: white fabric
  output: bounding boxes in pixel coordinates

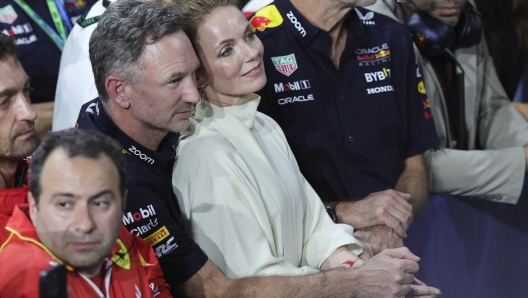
[173,94,362,278]
[52,0,109,131]
[367,0,528,204]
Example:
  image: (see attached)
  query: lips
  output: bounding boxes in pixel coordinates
[71,242,97,250]
[435,7,460,16]
[242,63,261,77]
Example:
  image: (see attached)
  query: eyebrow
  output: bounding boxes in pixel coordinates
[0,77,31,98]
[165,60,201,83]
[214,24,254,52]
[51,190,117,201]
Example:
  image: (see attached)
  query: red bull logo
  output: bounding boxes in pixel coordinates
[423,99,431,109]
[424,111,433,119]
[375,50,390,59]
[249,5,283,32]
[250,16,272,31]
[418,81,426,94]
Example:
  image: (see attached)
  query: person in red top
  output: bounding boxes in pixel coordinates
[0,34,39,243]
[0,128,171,297]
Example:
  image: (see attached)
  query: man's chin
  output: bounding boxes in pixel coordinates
[11,136,38,158]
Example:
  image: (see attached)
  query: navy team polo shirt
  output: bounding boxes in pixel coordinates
[0,0,96,103]
[76,98,207,293]
[253,0,440,201]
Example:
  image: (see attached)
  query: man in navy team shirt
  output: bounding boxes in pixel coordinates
[252,0,440,253]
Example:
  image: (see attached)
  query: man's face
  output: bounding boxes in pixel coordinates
[126,31,201,133]
[406,0,468,27]
[29,148,123,276]
[0,58,37,160]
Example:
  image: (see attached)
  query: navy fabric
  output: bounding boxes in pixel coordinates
[0,0,96,103]
[254,0,440,201]
[76,98,207,293]
[406,181,528,298]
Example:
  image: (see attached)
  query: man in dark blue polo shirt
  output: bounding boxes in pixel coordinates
[252,0,440,252]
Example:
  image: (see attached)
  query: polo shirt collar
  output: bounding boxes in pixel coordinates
[87,98,177,171]
[273,0,368,47]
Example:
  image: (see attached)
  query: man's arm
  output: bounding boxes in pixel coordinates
[176,248,441,298]
[394,154,429,217]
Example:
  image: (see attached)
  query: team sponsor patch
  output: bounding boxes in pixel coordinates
[249,5,283,32]
[1,23,33,36]
[123,204,157,225]
[0,5,17,24]
[271,53,298,76]
[364,68,391,83]
[111,239,131,270]
[278,94,314,105]
[155,236,178,258]
[286,11,306,37]
[366,85,394,94]
[145,226,170,247]
[356,44,391,66]
[355,8,375,25]
[274,79,310,92]
[423,99,431,109]
[85,102,100,116]
[418,81,426,94]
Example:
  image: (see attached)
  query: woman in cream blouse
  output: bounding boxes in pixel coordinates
[172,0,364,278]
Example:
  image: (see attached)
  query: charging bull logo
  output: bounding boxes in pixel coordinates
[249,5,283,32]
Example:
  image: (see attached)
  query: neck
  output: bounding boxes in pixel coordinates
[0,159,19,189]
[290,0,351,69]
[290,0,352,32]
[104,103,165,151]
[79,261,105,278]
[205,87,252,107]
[398,2,415,19]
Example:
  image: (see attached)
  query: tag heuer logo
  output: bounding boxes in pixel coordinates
[271,54,298,76]
[0,5,17,24]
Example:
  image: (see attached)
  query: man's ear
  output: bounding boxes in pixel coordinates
[105,76,131,109]
[28,191,38,225]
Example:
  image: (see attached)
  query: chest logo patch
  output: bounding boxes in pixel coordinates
[112,239,131,270]
[271,54,298,76]
[250,5,283,32]
[0,5,17,24]
[418,81,426,94]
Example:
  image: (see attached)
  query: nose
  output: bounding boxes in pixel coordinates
[14,93,37,122]
[181,76,200,104]
[242,40,260,62]
[72,203,96,234]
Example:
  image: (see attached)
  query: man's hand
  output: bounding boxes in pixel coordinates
[407,278,442,297]
[355,225,404,257]
[351,247,441,298]
[336,189,413,237]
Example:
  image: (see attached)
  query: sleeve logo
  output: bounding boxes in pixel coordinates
[144,226,170,247]
[0,5,18,24]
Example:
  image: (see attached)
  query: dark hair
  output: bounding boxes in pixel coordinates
[29,128,126,204]
[89,0,185,102]
[0,34,18,62]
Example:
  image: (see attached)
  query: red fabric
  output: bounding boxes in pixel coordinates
[0,158,30,244]
[0,205,171,297]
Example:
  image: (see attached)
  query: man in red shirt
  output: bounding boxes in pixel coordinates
[0,34,38,243]
[0,128,170,297]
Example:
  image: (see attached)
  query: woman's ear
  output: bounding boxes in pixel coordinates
[195,67,209,87]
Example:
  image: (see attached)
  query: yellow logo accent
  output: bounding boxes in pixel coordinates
[418,81,426,94]
[122,149,130,155]
[112,238,131,270]
[144,226,170,247]
[249,5,283,32]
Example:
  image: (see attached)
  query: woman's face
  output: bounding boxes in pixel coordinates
[194,5,266,101]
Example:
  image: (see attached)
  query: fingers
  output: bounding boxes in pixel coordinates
[375,190,413,233]
[382,209,408,238]
[381,247,421,262]
[408,284,442,297]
